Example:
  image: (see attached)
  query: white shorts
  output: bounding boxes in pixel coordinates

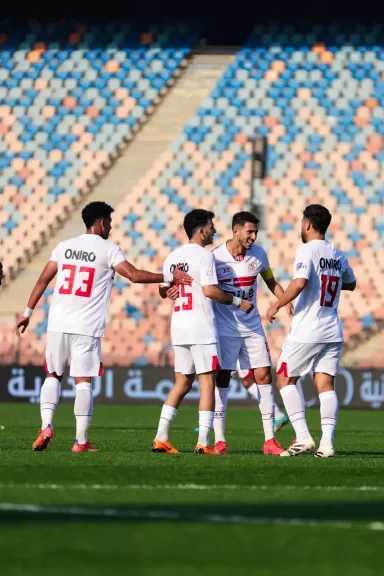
[174,344,220,375]
[45,332,102,378]
[276,340,343,378]
[217,334,271,371]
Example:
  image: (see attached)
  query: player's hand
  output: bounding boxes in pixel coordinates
[266,302,279,322]
[240,300,253,314]
[166,285,179,301]
[172,268,192,285]
[16,316,30,335]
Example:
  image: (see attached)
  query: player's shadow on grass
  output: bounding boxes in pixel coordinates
[1,501,384,524]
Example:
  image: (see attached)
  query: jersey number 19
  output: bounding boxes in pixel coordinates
[320,274,339,307]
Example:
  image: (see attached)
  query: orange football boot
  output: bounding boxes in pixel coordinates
[32,425,54,451]
[194,444,217,455]
[71,441,98,453]
[152,439,179,454]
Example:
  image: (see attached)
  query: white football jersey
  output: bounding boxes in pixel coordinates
[47,234,125,337]
[163,243,218,345]
[212,242,270,337]
[288,239,355,343]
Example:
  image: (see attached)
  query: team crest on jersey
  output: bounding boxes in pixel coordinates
[248,261,259,272]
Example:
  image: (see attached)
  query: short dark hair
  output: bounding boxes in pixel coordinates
[183,209,214,240]
[303,204,331,235]
[82,201,114,228]
[232,211,259,230]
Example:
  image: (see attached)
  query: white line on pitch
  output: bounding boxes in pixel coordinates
[0,483,384,492]
[0,502,383,531]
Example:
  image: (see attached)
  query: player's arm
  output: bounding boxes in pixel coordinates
[158,283,179,300]
[261,268,294,316]
[114,260,191,285]
[203,285,252,313]
[341,259,356,291]
[261,268,284,298]
[266,278,307,322]
[17,261,58,334]
[342,280,356,291]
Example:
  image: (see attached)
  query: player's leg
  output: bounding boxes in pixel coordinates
[213,336,241,451]
[153,345,194,453]
[214,369,231,452]
[276,341,317,456]
[312,343,342,457]
[195,371,216,452]
[239,335,283,454]
[153,371,194,451]
[240,368,288,432]
[193,344,220,454]
[32,332,66,451]
[70,335,101,452]
[252,366,284,455]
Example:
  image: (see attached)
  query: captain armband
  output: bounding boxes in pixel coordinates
[261,267,274,281]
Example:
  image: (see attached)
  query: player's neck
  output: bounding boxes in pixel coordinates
[306,233,325,243]
[86,227,103,238]
[226,238,245,258]
[189,239,205,247]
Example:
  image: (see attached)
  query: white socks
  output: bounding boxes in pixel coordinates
[198,410,214,447]
[319,390,338,447]
[155,404,177,442]
[247,383,260,402]
[74,382,93,445]
[257,384,274,441]
[280,384,312,443]
[213,386,230,443]
[40,376,61,429]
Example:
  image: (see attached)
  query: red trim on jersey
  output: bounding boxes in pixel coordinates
[233,275,257,287]
[98,362,104,376]
[277,362,288,377]
[211,355,221,372]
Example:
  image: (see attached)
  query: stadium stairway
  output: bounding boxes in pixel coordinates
[0,53,233,317]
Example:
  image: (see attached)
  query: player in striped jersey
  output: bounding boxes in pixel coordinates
[212,211,290,455]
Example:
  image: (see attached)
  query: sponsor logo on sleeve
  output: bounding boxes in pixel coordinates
[296,262,307,271]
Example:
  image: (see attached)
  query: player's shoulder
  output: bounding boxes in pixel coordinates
[211,242,226,258]
[296,241,312,256]
[54,234,83,251]
[248,243,268,259]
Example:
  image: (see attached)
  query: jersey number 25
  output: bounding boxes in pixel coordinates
[174,285,193,312]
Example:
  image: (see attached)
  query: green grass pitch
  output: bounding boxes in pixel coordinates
[0,402,383,575]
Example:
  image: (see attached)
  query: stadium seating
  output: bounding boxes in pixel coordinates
[0,21,195,279]
[98,25,383,367]
[1,24,383,368]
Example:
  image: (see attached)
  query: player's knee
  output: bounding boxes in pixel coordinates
[254,369,272,386]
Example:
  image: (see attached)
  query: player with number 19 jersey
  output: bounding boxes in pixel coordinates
[288,239,355,343]
[277,239,355,378]
[48,234,125,337]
